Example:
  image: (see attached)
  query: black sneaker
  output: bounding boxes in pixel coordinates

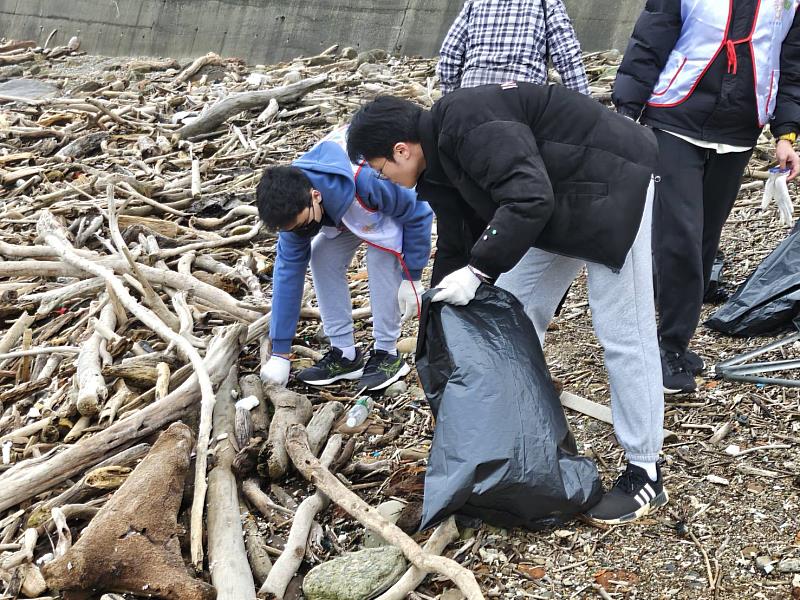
[584,463,668,525]
[661,348,696,394]
[297,347,365,386]
[683,349,705,376]
[359,350,411,391]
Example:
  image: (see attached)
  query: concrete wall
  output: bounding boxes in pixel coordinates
[0,0,641,63]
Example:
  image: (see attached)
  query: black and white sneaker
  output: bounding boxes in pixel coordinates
[359,350,411,391]
[584,463,669,525]
[661,348,696,394]
[297,347,365,386]
[683,349,705,376]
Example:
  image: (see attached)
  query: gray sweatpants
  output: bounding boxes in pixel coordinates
[310,228,402,353]
[496,181,663,463]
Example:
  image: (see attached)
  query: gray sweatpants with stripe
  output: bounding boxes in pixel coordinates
[310,228,402,353]
[496,181,663,462]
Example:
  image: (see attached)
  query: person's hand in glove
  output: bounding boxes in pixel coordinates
[260,354,290,386]
[431,266,482,306]
[761,167,795,227]
[398,279,423,321]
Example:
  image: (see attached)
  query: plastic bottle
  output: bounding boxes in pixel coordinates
[346,396,374,428]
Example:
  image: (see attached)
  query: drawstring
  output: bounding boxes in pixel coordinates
[725,39,738,74]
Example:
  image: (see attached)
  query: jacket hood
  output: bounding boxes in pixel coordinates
[292,140,357,225]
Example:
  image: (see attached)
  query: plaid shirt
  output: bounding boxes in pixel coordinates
[437,0,590,95]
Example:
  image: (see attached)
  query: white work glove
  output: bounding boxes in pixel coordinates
[431,266,481,306]
[761,168,795,227]
[260,355,290,386]
[398,279,423,322]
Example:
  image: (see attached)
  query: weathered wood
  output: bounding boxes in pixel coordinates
[0,324,245,513]
[306,401,344,457]
[258,434,342,599]
[207,368,256,600]
[175,75,328,140]
[41,423,215,600]
[264,385,313,480]
[285,425,484,600]
[559,391,676,441]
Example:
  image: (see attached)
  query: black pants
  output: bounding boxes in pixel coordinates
[653,129,753,354]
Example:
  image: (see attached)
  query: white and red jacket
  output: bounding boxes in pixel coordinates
[614,0,800,146]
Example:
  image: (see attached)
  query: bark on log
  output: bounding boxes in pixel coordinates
[175,75,328,140]
[41,423,215,600]
[207,368,256,600]
[0,324,245,513]
[285,425,484,600]
[264,385,313,480]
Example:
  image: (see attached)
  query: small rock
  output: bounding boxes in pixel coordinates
[357,62,383,79]
[0,78,59,99]
[384,381,407,399]
[363,500,406,548]
[282,70,302,85]
[705,474,729,486]
[742,545,760,558]
[303,546,406,600]
[779,557,800,573]
[396,337,417,354]
[756,555,775,574]
[340,47,357,59]
[408,385,425,401]
[292,358,315,371]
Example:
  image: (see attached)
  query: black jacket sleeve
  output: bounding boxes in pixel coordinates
[772,8,800,137]
[447,121,555,280]
[612,0,683,119]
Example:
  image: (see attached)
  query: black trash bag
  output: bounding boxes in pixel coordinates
[706,221,800,336]
[415,285,603,531]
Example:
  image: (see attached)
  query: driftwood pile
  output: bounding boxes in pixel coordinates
[0,36,797,600]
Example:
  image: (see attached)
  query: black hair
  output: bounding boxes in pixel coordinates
[255,166,313,230]
[346,95,423,163]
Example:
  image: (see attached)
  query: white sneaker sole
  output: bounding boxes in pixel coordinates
[663,385,696,395]
[300,368,364,386]
[365,361,411,391]
[586,489,670,526]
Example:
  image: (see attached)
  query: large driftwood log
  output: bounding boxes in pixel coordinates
[264,385,313,480]
[285,426,485,600]
[0,324,245,513]
[258,434,342,599]
[41,423,215,600]
[207,368,257,600]
[175,75,328,140]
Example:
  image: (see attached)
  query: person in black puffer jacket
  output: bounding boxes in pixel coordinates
[614,0,800,394]
[347,84,669,526]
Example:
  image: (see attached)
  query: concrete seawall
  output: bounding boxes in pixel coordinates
[0,0,641,63]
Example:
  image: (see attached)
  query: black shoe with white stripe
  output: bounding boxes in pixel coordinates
[584,463,668,525]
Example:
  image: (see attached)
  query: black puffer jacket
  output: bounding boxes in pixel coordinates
[613,0,800,146]
[416,82,657,281]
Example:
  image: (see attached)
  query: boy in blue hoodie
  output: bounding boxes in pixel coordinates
[257,126,433,390]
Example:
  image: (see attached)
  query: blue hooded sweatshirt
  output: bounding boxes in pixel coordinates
[269,137,432,354]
